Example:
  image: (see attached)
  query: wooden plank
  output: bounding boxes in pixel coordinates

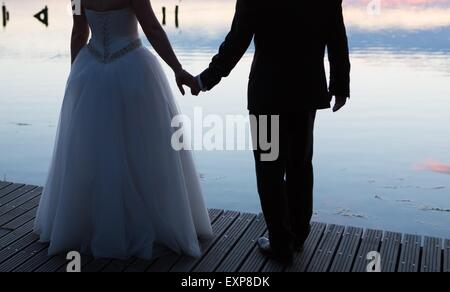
[170,211,240,272]
[307,224,345,272]
[238,232,268,272]
[286,222,326,272]
[101,258,136,273]
[2,207,37,230]
[146,253,179,273]
[379,231,402,272]
[216,214,266,272]
[351,229,383,272]
[193,213,256,272]
[0,195,41,226]
[421,237,442,272]
[35,255,68,273]
[74,256,95,272]
[0,241,48,272]
[0,232,39,264]
[80,256,95,268]
[0,182,12,190]
[397,234,421,272]
[143,209,225,272]
[82,259,112,273]
[0,185,36,206]
[56,255,94,273]
[329,226,363,272]
[1,185,449,275]
[0,183,24,199]
[444,239,450,273]
[0,187,41,217]
[123,259,156,273]
[261,256,285,272]
[13,248,53,272]
[0,219,34,249]
[208,209,224,222]
[0,228,9,239]
[43,253,101,273]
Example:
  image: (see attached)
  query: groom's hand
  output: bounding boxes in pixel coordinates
[190,78,201,96]
[175,69,196,96]
[333,95,348,112]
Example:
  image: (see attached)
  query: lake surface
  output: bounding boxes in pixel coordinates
[0,0,449,237]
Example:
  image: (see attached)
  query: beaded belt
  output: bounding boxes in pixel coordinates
[87,39,143,64]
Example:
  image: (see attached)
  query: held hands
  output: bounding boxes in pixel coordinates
[190,80,201,96]
[175,71,348,108]
[333,95,348,112]
[174,68,201,96]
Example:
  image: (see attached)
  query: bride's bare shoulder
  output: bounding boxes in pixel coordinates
[81,0,132,12]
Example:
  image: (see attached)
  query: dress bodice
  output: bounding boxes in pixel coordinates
[85,7,142,63]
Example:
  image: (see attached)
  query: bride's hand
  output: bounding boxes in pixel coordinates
[174,68,197,96]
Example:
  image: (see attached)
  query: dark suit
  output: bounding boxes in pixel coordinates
[200,0,350,252]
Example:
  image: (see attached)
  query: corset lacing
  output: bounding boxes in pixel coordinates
[86,14,142,64]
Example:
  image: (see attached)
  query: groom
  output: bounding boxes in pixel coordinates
[192,0,351,263]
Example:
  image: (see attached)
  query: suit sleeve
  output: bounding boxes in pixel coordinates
[327,0,351,97]
[200,0,255,91]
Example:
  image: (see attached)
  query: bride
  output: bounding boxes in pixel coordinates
[33,0,213,260]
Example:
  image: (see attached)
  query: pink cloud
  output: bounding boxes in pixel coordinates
[414,159,450,175]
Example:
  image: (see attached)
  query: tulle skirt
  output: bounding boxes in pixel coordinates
[33,46,213,260]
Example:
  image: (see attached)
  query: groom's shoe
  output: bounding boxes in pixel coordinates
[257,237,293,265]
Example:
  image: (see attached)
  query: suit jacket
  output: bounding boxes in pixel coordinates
[200,0,351,113]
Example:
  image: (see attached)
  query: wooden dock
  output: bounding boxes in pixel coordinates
[0,181,449,272]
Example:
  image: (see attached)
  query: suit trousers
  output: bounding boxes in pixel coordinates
[250,110,316,252]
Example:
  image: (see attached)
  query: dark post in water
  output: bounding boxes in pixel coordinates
[175,5,179,28]
[2,3,9,28]
[34,6,49,27]
[162,6,166,26]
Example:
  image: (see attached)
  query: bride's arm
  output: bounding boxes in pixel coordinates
[132,0,195,94]
[132,0,181,71]
[71,8,89,64]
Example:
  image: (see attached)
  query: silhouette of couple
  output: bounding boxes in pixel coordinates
[34,0,350,264]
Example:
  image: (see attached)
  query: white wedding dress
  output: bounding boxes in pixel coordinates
[33,7,213,260]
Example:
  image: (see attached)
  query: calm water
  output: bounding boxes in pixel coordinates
[1,0,450,237]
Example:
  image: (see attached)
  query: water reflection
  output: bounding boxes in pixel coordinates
[1,0,449,57]
[415,160,450,175]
